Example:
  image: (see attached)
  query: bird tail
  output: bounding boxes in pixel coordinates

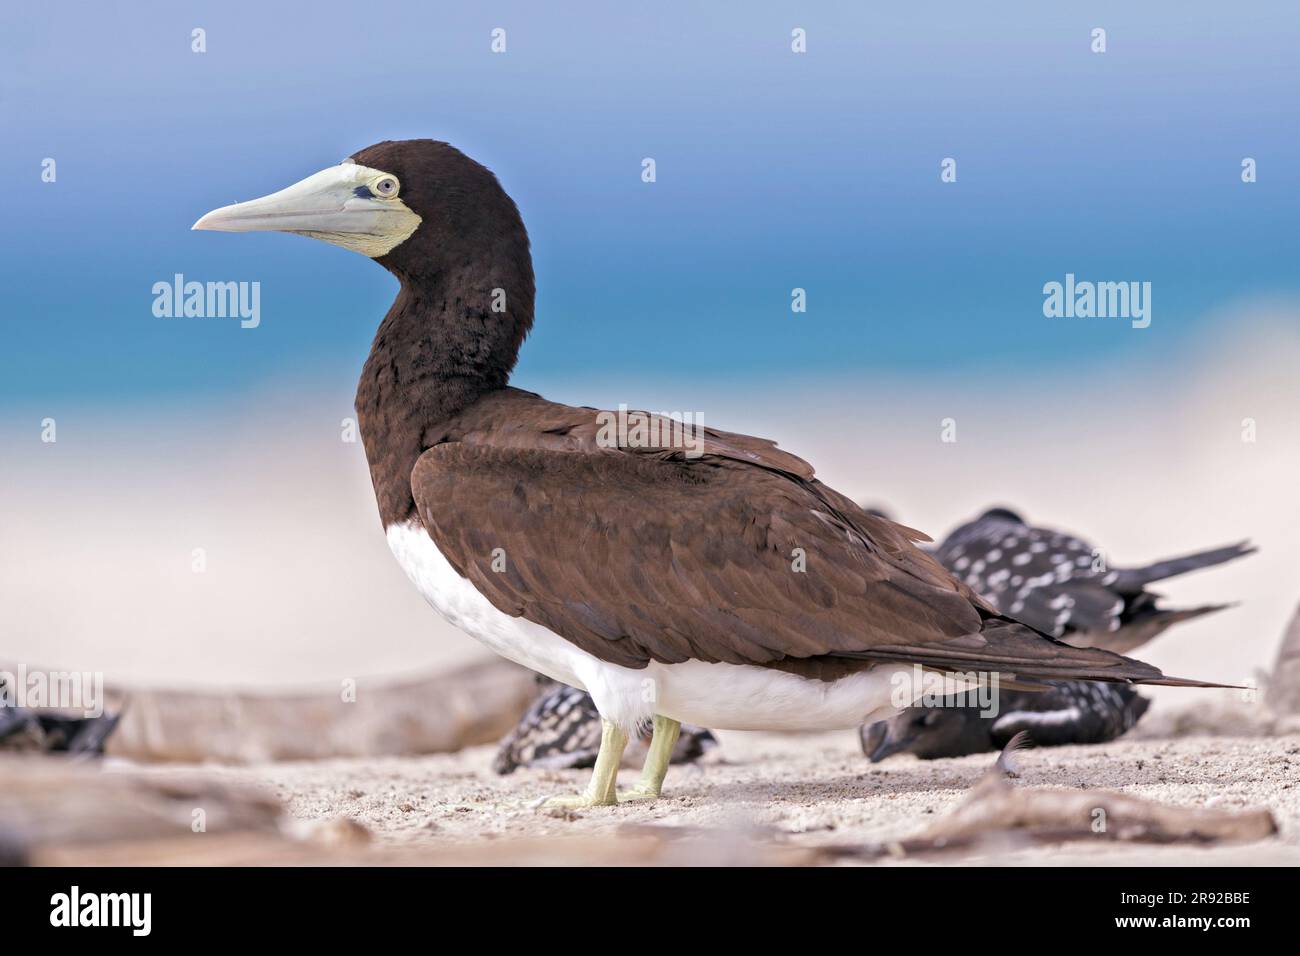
[838,618,1242,688]
[1111,541,1256,592]
[1067,600,1237,656]
[1124,600,1235,626]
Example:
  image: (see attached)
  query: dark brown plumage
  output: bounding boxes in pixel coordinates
[407,391,1184,683]
[196,140,1231,794]
[340,140,1218,690]
[352,140,536,528]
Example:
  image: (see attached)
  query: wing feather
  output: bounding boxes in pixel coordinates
[410,393,1185,684]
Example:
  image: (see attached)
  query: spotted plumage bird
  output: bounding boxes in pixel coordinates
[194,140,1229,807]
[861,507,1253,761]
[0,688,120,756]
[493,678,717,774]
[861,680,1150,761]
[33,712,120,754]
[934,508,1254,655]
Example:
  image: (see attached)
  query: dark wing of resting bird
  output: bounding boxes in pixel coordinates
[936,510,1125,637]
[935,509,1253,643]
[987,681,1150,747]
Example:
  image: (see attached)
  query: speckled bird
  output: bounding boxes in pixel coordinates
[494,678,717,774]
[860,507,1253,762]
[933,507,1255,655]
[861,680,1150,761]
[0,697,120,757]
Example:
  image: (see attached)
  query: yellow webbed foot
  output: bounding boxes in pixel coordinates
[532,718,628,810]
[535,790,619,810]
[616,783,661,803]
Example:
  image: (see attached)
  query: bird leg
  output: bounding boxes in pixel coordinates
[537,719,628,809]
[618,715,681,802]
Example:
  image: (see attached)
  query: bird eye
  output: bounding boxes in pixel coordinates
[371,176,400,198]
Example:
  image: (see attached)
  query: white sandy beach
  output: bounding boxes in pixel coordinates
[118,706,1300,866]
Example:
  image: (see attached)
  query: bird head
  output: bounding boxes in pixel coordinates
[861,706,989,762]
[192,139,529,283]
[978,506,1025,525]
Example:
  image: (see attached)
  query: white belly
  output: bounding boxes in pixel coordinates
[386,520,910,733]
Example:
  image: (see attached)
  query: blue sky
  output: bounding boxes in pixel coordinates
[2,1,1297,406]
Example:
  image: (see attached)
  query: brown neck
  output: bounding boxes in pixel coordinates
[355,256,534,527]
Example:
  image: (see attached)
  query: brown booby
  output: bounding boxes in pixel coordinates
[194,140,1229,807]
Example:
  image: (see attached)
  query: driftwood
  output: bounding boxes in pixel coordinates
[1,657,535,764]
[98,658,537,763]
[33,826,820,867]
[1269,600,1300,715]
[0,756,282,865]
[843,774,1278,860]
[1,757,815,866]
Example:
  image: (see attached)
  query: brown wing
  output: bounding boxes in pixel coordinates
[409,392,1178,684]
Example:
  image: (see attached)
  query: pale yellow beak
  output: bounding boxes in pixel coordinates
[193,161,421,258]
